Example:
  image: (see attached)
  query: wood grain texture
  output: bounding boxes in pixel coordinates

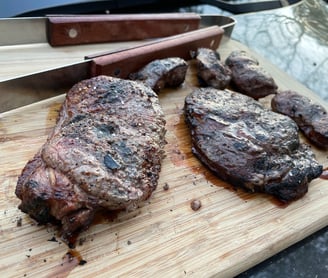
[47,14,200,46]
[0,39,328,277]
[91,26,223,77]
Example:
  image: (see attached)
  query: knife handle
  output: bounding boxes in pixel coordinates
[47,13,200,46]
[89,26,224,78]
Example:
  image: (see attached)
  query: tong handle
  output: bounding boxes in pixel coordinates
[89,26,224,78]
[47,13,200,46]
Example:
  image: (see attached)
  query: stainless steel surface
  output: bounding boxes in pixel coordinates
[200,14,236,37]
[0,14,235,46]
[0,25,226,112]
[201,0,301,13]
[180,0,327,101]
[0,17,46,45]
[0,61,90,112]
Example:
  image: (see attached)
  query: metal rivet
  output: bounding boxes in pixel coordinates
[68,28,78,39]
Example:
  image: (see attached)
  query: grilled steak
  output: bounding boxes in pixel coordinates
[15,75,166,242]
[184,88,322,202]
[225,50,278,99]
[272,90,328,148]
[129,57,188,93]
[192,48,231,89]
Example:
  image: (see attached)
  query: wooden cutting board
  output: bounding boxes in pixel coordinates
[1,39,328,277]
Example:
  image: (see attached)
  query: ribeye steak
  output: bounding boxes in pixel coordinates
[184,88,322,202]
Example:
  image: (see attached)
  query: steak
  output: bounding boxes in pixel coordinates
[272,90,328,148]
[192,48,231,89]
[225,50,278,99]
[129,57,188,93]
[184,88,322,202]
[15,75,166,242]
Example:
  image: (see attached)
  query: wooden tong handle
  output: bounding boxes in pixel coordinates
[47,13,200,46]
[89,26,224,78]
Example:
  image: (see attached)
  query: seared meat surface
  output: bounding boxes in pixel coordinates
[192,48,231,89]
[16,76,166,242]
[225,50,278,99]
[129,57,188,93]
[272,90,328,148]
[184,88,322,202]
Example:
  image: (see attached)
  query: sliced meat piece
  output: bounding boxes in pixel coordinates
[129,57,188,93]
[225,50,278,99]
[16,76,166,243]
[184,88,322,202]
[192,48,231,89]
[272,90,328,148]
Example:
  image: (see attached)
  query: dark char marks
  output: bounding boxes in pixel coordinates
[16,76,166,242]
[129,57,188,93]
[225,50,278,99]
[184,87,322,202]
[193,48,231,89]
[272,90,328,148]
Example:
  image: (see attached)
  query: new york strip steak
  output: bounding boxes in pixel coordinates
[15,75,166,242]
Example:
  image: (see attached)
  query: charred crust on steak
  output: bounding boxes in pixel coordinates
[103,154,121,170]
[184,88,322,202]
[192,48,232,89]
[225,50,278,99]
[272,90,328,148]
[15,76,166,243]
[129,57,188,93]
